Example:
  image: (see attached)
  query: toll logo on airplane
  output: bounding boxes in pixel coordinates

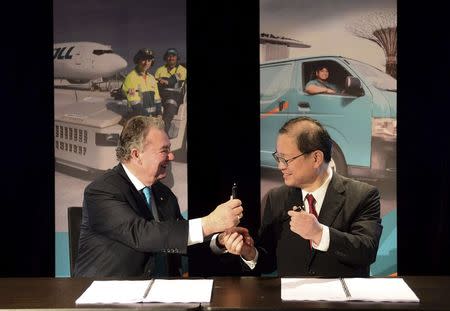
[54,46,75,60]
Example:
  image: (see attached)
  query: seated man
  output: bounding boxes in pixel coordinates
[305,66,339,95]
[74,116,243,277]
[213,116,382,277]
[155,48,187,134]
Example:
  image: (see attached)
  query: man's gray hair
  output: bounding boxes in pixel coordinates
[116,116,165,162]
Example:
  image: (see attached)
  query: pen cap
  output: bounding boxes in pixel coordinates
[232,182,238,199]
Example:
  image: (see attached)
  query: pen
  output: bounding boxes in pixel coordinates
[232,182,238,199]
[292,200,305,212]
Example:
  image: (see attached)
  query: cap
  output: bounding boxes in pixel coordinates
[164,48,179,60]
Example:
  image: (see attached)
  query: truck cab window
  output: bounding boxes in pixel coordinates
[261,63,293,101]
[302,60,351,96]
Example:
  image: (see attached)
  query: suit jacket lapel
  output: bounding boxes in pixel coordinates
[318,173,345,228]
[309,173,345,267]
[282,187,303,219]
[151,182,171,221]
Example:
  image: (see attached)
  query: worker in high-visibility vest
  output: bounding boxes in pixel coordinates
[155,48,186,133]
[122,48,161,118]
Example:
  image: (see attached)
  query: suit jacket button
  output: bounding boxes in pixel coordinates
[309,270,315,275]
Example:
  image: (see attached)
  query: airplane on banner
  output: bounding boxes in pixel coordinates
[54,41,127,90]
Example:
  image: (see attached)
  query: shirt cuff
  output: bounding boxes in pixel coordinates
[209,233,228,255]
[312,224,330,251]
[188,218,204,246]
[241,248,259,270]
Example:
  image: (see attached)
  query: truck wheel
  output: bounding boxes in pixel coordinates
[330,142,348,176]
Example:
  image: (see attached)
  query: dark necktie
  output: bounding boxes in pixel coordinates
[306,193,318,218]
[142,187,159,221]
[305,193,317,250]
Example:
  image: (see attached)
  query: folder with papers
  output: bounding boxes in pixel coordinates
[75,279,214,304]
[281,278,420,303]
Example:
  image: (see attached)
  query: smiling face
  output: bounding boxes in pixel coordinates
[135,128,174,185]
[276,133,316,188]
[137,58,153,73]
[316,67,329,81]
[167,54,177,67]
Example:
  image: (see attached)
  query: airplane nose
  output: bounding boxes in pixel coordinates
[96,54,128,77]
[115,56,127,71]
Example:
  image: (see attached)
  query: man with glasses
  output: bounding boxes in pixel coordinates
[214,116,382,277]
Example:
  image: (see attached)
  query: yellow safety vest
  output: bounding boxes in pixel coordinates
[122,69,160,103]
[155,64,187,81]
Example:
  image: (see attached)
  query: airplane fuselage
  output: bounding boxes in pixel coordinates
[54,42,127,83]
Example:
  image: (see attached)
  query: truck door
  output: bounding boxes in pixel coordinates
[260,61,295,168]
[290,59,373,169]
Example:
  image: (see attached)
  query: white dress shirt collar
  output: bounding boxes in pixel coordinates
[122,163,147,191]
[301,166,333,215]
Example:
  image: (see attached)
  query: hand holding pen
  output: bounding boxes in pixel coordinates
[291,202,305,212]
[287,201,323,244]
[231,182,243,221]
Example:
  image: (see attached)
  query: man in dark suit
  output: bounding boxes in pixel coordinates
[216,116,382,277]
[74,116,243,277]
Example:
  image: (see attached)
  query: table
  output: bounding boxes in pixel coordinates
[0,277,449,310]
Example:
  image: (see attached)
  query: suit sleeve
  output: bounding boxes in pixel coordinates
[248,190,279,274]
[84,181,189,254]
[327,186,383,266]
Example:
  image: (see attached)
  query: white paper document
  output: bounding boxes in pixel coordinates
[344,278,420,302]
[281,278,419,303]
[143,279,214,303]
[76,279,214,304]
[281,278,348,301]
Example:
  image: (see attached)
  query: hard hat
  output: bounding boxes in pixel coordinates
[133,48,154,64]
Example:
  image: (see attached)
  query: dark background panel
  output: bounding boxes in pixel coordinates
[0,0,54,276]
[396,1,450,275]
[0,0,449,277]
[186,0,261,276]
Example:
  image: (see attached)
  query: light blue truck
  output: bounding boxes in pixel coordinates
[261,56,396,180]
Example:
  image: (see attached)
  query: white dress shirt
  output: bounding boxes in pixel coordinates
[240,166,334,269]
[122,163,203,246]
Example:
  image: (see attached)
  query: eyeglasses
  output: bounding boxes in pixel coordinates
[272,151,310,166]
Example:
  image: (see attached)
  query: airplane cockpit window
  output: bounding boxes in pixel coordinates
[93,49,114,56]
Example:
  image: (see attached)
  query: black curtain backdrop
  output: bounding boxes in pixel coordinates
[0,0,54,276]
[186,0,261,276]
[396,0,450,275]
[0,0,449,277]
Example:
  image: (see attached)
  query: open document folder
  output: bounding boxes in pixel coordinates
[76,279,214,304]
[281,278,420,303]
